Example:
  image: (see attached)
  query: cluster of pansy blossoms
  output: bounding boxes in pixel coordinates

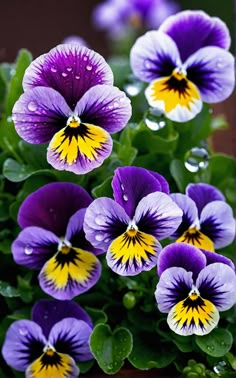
[1,7,236,378]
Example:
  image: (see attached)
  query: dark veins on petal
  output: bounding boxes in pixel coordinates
[54,330,84,359]
[198,276,228,307]
[19,336,45,363]
[164,274,190,307]
[187,62,217,92]
[200,216,224,243]
[146,53,175,77]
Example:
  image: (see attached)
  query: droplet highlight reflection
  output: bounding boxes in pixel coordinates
[184,147,209,173]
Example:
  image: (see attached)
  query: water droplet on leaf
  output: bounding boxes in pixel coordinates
[184,147,209,173]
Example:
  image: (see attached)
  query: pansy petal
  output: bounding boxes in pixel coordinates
[186,183,225,216]
[170,193,198,238]
[49,318,93,361]
[134,192,183,239]
[157,243,206,280]
[32,299,93,339]
[39,247,101,300]
[18,182,92,236]
[26,351,79,378]
[160,10,231,61]
[167,296,219,336]
[107,230,161,276]
[12,227,59,269]
[130,30,180,82]
[66,209,103,255]
[23,44,114,109]
[201,250,235,271]
[112,166,163,218]
[155,267,193,312]
[74,84,131,134]
[148,170,170,194]
[84,197,130,251]
[145,75,202,122]
[200,201,236,249]
[196,263,236,311]
[186,47,235,103]
[47,122,113,174]
[2,320,46,371]
[12,86,71,144]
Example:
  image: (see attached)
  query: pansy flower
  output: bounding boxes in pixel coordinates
[170,183,235,252]
[12,44,131,174]
[12,182,103,300]
[155,243,236,336]
[84,166,183,275]
[130,10,235,122]
[2,299,93,378]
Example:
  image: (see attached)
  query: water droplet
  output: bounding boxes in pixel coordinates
[213,361,227,375]
[83,55,88,61]
[62,72,68,77]
[144,59,152,69]
[123,75,143,97]
[10,68,16,76]
[120,183,125,191]
[27,101,38,112]
[25,245,33,255]
[145,107,166,131]
[95,215,107,226]
[19,327,28,336]
[113,101,119,108]
[123,194,128,201]
[104,238,110,243]
[66,66,72,72]
[86,64,93,71]
[95,233,104,241]
[50,66,57,73]
[207,345,215,352]
[7,116,12,122]
[184,147,209,173]
[216,58,224,69]
[75,75,80,80]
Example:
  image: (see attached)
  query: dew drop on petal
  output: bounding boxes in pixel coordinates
[120,183,125,191]
[66,66,72,72]
[25,245,33,255]
[95,233,104,241]
[27,101,38,112]
[123,194,128,201]
[19,327,28,336]
[145,107,166,131]
[75,75,80,80]
[184,147,209,173]
[85,65,93,71]
[95,215,107,226]
[62,72,68,77]
[50,66,57,73]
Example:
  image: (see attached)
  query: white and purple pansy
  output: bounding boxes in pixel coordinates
[84,166,183,276]
[130,10,235,122]
[2,299,93,378]
[155,243,236,336]
[170,183,236,252]
[12,44,132,174]
[11,182,103,300]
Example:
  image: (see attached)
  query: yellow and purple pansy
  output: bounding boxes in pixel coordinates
[130,10,235,122]
[11,182,103,300]
[2,299,93,378]
[155,243,236,336]
[84,166,183,276]
[12,44,132,174]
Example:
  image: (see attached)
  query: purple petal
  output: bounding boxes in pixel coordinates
[160,10,231,61]
[23,44,114,109]
[170,193,198,238]
[186,183,225,216]
[134,192,183,240]
[148,170,170,194]
[62,36,88,46]
[18,182,92,236]
[157,243,206,280]
[32,299,93,339]
[66,209,103,255]
[196,263,236,311]
[12,227,59,269]
[155,267,193,312]
[112,166,163,218]
[39,248,102,300]
[12,86,71,144]
[130,30,180,82]
[75,85,131,134]
[84,197,130,251]
[201,250,235,271]
[185,47,235,103]
[200,201,236,249]
[47,123,113,175]
[49,318,93,361]
[2,320,46,371]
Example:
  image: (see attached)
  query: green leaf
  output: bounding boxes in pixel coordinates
[85,307,108,325]
[77,360,94,374]
[128,331,177,369]
[92,176,113,198]
[169,159,195,192]
[0,281,20,297]
[3,158,35,182]
[195,328,233,357]
[90,324,133,374]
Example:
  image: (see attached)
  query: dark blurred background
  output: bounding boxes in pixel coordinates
[0,0,235,155]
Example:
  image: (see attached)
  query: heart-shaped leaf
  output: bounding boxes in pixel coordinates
[89,324,133,374]
[195,328,233,357]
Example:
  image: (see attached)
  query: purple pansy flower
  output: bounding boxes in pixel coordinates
[62,36,88,46]
[170,183,236,252]
[93,0,179,39]
[2,299,93,378]
[12,182,103,300]
[155,243,236,336]
[130,10,235,122]
[12,44,131,174]
[84,166,182,276]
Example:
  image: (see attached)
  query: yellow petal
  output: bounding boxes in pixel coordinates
[176,228,215,252]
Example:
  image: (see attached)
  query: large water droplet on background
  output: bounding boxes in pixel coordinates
[213,361,227,375]
[184,147,209,173]
[123,75,143,97]
[145,107,166,131]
